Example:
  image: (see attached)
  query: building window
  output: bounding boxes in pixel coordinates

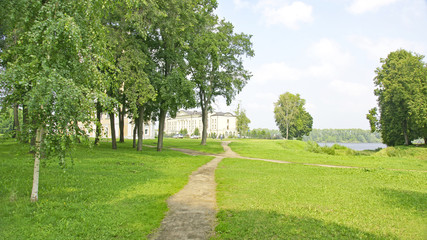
[145,129,148,135]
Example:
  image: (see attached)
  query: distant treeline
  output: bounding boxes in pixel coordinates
[237,128,282,139]
[303,129,382,143]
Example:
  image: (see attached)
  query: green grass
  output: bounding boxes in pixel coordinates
[215,158,427,239]
[228,139,427,171]
[0,139,212,239]
[144,138,225,154]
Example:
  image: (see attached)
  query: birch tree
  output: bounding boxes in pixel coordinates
[0,0,110,201]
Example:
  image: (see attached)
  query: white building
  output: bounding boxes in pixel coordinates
[165,110,237,137]
[86,114,156,140]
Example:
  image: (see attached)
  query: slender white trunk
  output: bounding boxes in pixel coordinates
[31,127,44,202]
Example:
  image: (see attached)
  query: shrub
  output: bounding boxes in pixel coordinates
[305,141,321,153]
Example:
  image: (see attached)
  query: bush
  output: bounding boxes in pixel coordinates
[321,146,336,155]
[305,141,321,153]
[306,141,336,155]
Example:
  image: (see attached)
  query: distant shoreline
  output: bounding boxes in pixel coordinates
[316,142,387,151]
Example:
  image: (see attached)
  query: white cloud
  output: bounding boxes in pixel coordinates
[306,38,354,78]
[329,80,370,97]
[257,1,313,29]
[349,35,427,60]
[253,62,302,85]
[347,0,401,14]
[233,0,250,9]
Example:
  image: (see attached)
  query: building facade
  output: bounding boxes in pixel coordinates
[165,110,237,137]
[86,114,156,140]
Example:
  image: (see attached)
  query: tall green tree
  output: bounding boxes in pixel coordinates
[367,49,427,146]
[188,8,254,145]
[274,92,313,140]
[145,0,198,151]
[0,0,110,201]
[235,103,250,137]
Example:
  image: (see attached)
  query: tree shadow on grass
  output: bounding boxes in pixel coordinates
[379,188,427,214]
[215,209,397,239]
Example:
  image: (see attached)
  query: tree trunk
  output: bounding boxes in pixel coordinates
[109,112,117,149]
[403,119,409,146]
[133,117,138,148]
[286,123,289,140]
[157,108,166,152]
[22,104,28,143]
[30,118,37,149]
[137,106,144,151]
[201,105,208,145]
[119,104,125,143]
[13,103,20,139]
[94,101,102,145]
[31,127,44,202]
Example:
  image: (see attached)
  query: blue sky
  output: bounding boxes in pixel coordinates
[212,0,427,130]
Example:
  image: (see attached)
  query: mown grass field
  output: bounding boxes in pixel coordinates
[0,138,212,239]
[1,137,426,239]
[214,139,427,239]
[215,159,427,239]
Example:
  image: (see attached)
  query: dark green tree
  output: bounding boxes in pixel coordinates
[145,0,198,151]
[188,8,254,145]
[367,49,427,146]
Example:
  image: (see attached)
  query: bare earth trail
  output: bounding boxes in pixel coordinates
[149,141,426,239]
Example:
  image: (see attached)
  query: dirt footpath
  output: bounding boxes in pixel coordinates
[149,142,234,240]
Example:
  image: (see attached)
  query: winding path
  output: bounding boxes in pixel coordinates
[149,142,234,240]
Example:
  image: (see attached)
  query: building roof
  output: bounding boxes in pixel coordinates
[170,110,235,119]
[211,112,235,117]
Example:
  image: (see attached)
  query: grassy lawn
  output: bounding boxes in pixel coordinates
[215,158,427,239]
[144,138,224,154]
[228,139,427,171]
[0,139,212,239]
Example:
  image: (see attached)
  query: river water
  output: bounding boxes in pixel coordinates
[317,142,387,151]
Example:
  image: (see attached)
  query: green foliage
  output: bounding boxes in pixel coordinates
[274,92,313,140]
[303,129,382,143]
[0,0,110,161]
[215,159,427,239]
[0,139,212,239]
[179,128,188,136]
[187,7,254,144]
[370,49,427,146]
[234,103,251,136]
[193,128,200,136]
[0,108,15,134]
[248,128,282,139]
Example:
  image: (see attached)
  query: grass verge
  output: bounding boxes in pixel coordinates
[215,158,427,239]
[0,139,212,239]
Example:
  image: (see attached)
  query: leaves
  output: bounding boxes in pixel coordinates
[274,92,313,140]
[371,49,427,146]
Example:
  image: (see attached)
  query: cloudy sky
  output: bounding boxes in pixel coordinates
[212,0,427,130]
